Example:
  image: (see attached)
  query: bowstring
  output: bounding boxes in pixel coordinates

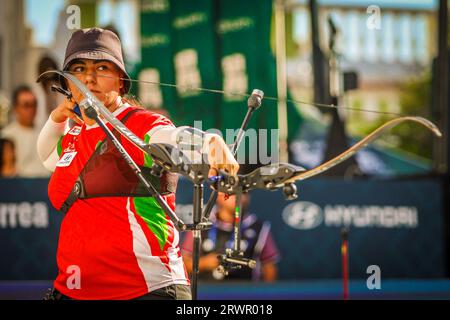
[68,71,406,117]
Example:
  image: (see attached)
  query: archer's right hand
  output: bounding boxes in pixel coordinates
[50,99,83,125]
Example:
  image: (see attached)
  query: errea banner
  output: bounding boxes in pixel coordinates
[0,202,49,228]
[0,179,62,280]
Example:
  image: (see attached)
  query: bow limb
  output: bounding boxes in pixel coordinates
[37,70,149,152]
[283,116,442,184]
[37,70,443,187]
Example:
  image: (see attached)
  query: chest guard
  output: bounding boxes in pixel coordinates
[60,108,178,213]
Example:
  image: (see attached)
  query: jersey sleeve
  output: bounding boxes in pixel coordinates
[144,115,175,168]
[126,110,175,169]
[37,116,66,162]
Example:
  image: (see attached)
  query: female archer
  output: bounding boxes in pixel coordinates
[37,27,238,300]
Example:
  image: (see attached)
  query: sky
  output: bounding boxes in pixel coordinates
[25,0,133,45]
[25,0,65,46]
[24,0,438,63]
[25,0,139,61]
[295,0,437,9]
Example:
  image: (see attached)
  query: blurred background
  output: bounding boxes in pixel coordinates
[0,0,449,299]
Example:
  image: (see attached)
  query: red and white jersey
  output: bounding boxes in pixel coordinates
[48,104,189,300]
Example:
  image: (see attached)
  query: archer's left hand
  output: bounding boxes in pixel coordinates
[204,134,239,177]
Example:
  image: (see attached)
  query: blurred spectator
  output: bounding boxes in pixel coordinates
[37,56,64,122]
[181,192,280,282]
[0,138,16,177]
[0,85,49,177]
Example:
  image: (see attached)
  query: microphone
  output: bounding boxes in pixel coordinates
[247,89,264,110]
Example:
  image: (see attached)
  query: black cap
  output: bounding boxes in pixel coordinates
[62,27,131,93]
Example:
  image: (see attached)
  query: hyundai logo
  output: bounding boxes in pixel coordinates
[282,201,323,230]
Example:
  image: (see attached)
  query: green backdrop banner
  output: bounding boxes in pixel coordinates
[138,0,303,162]
[138,0,178,123]
[217,0,278,164]
[170,0,220,130]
